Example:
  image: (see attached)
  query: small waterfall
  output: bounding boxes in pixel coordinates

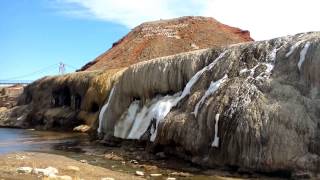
[97,87,115,133]
[298,42,310,70]
[211,113,220,147]
[193,75,228,117]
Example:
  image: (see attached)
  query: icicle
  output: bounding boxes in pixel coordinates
[193,75,228,117]
[298,42,310,70]
[211,114,220,147]
[124,93,181,141]
[97,87,115,133]
[114,100,140,138]
[175,51,228,104]
[285,41,302,57]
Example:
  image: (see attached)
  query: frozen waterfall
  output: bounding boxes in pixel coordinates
[111,51,228,141]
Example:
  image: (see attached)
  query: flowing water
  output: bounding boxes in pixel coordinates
[0,128,282,179]
[0,128,278,180]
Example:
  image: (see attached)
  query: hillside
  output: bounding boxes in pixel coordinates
[79,16,253,71]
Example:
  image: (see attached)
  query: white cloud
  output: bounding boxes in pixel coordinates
[55,0,320,40]
[55,0,196,27]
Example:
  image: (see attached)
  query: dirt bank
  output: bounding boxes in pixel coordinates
[0,152,143,180]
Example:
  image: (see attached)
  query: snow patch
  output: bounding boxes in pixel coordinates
[285,41,302,57]
[239,68,248,74]
[193,75,228,117]
[268,48,277,62]
[211,114,220,147]
[298,42,311,70]
[98,87,115,133]
[115,93,181,141]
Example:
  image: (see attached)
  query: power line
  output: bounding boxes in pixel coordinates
[1,63,58,80]
[64,63,78,70]
[1,62,80,81]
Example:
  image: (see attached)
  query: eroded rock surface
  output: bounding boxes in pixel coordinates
[98,32,320,176]
[15,69,124,130]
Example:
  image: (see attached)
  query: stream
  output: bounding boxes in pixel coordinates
[0,128,282,180]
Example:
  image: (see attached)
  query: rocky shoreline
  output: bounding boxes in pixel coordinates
[0,137,291,180]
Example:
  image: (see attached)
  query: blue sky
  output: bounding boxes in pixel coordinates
[0,0,129,81]
[1,0,320,81]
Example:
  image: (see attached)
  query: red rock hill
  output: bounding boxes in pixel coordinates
[79,16,253,71]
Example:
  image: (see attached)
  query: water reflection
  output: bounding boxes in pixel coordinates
[0,128,87,154]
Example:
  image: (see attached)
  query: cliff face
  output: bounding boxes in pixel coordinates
[16,69,124,130]
[98,32,320,175]
[0,85,24,108]
[79,16,253,71]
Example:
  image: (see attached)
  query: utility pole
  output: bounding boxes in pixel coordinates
[59,62,65,74]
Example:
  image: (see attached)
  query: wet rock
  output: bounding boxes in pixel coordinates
[0,105,31,128]
[170,172,192,177]
[166,178,176,180]
[128,147,136,152]
[16,167,32,174]
[104,152,124,161]
[73,124,91,133]
[79,159,88,163]
[130,160,138,164]
[150,173,162,177]
[293,171,312,179]
[139,164,158,171]
[155,152,166,159]
[135,171,144,176]
[135,155,143,161]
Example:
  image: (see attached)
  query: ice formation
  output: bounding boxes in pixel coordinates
[176,50,227,102]
[114,100,140,138]
[112,51,228,141]
[114,93,181,141]
[285,41,302,57]
[268,48,278,62]
[211,114,220,147]
[193,75,228,117]
[298,42,310,70]
[98,87,115,133]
